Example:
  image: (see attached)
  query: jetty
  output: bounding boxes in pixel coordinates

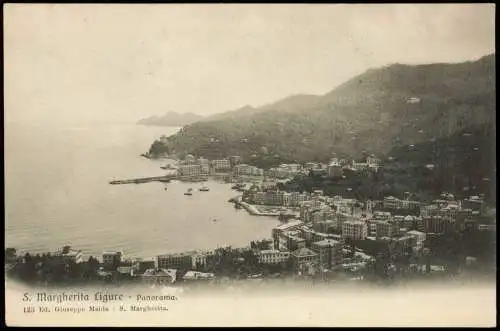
[230,196,280,217]
[109,175,174,185]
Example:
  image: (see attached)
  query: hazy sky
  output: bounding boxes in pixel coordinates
[4,4,495,124]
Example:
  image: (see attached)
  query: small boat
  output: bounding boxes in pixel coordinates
[199,185,209,192]
[184,188,193,196]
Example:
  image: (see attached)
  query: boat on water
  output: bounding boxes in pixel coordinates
[199,185,210,192]
[184,188,193,196]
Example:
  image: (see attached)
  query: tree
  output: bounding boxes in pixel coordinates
[5,248,17,261]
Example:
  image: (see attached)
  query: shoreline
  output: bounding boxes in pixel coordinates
[233,197,281,217]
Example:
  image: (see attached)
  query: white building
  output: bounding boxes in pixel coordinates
[54,247,83,264]
[212,159,231,172]
[178,164,202,177]
[258,250,290,264]
[233,164,264,176]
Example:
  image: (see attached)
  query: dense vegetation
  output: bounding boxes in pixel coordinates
[148,54,495,168]
[278,122,495,203]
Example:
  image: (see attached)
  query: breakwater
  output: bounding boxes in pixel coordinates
[109,175,173,185]
[231,197,280,217]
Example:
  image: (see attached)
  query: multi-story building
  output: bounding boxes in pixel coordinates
[341,221,368,240]
[278,231,306,251]
[383,196,401,209]
[336,212,354,230]
[311,239,343,269]
[271,220,305,249]
[102,251,122,268]
[374,220,400,238]
[155,253,193,270]
[383,196,420,210]
[291,247,319,271]
[198,157,210,174]
[406,230,426,252]
[233,164,264,177]
[423,216,453,234]
[327,162,343,178]
[312,220,336,234]
[373,211,392,220]
[228,155,242,167]
[252,191,266,205]
[178,164,202,177]
[258,250,291,265]
[183,154,197,165]
[389,235,414,256]
[212,159,231,172]
[191,251,215,269]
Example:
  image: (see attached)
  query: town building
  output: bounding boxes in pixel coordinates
[327,162,343,178]
[462,196,486,214]
[341,221,368,240]
[291,247,319,271]
[212,159,231,172]
[154,253,193,270]
[374,220,400,238]
[389,235,414,256]
[182,271,215,281]
[423,216,453,234]
[198,157,210,174]
[311,239,343,269]
[271,220,305,249]
[258,250,291,264]
[228,155,242,167]
[140,268,177,285]
[102,251,122,268]
[178,164,202,177]
[191,251,214,269]
[406,230,426,252]
[278,231,306,251]
[233,164,264,177]
[53,247,83,264]
[383,196,420,210]
[312,220,337,234]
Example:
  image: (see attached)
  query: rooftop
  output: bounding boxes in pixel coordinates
[313,239,342,247]
[259,250,290,254]
[407,230,425,236]
[142,268,177,279]
[274,219,304,230]
[292,247,318,257]
[183,271,215,280]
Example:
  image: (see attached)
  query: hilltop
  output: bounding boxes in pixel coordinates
[138,111,204,127]
[148,54,495,168]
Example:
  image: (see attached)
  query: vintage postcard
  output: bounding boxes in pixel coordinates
[4,3,496,327]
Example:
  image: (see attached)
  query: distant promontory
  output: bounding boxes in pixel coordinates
[137,111,204,127]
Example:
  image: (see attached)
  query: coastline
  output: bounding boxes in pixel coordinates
[233,197,281,217]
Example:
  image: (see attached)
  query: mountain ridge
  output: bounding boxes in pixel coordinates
[138,111,204,127]
[148,54,495,171]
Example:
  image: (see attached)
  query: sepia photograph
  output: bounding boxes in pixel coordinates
[4,3,496,327]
